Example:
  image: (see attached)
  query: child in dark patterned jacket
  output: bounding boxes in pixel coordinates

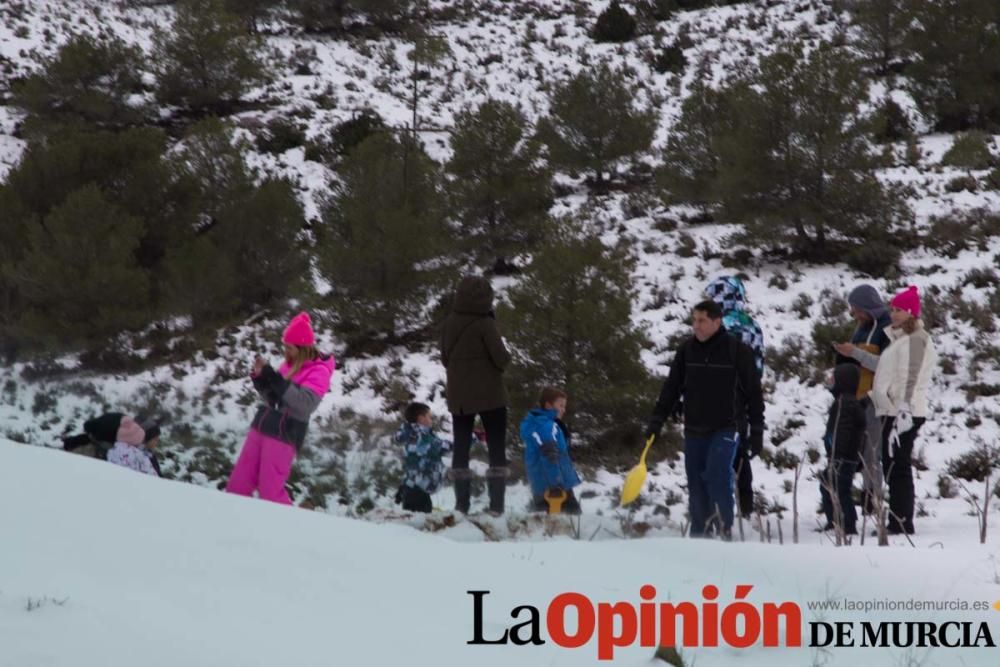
[394,402,452,513]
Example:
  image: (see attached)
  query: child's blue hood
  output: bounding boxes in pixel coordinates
[522,408,558,428]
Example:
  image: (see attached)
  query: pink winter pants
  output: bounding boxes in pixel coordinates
[225,429,296,505]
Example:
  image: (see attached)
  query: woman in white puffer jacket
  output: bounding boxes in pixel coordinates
[870,285,937,536]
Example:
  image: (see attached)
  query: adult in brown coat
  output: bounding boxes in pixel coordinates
[440,276,511,515]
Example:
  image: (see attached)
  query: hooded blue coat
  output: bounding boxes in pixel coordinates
[520,408,581,497]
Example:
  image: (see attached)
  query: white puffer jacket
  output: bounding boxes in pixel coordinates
[107,442,158,476]
[870,321,937,418]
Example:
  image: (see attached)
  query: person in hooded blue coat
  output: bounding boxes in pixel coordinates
[521,387,582,514]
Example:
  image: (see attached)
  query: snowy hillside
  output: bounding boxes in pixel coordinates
[4,438,1000,667]
[1,0,999,548]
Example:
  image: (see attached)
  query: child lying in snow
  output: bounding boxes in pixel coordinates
[107,417,158,477]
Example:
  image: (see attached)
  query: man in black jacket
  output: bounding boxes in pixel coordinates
[646,300,766,539]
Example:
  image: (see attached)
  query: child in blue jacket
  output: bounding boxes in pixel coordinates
[521,387,582,514]
[395,402,452,513]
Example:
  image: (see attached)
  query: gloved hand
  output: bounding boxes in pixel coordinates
[645,421,662,442]
[747,430,764,460]
[888,426,902,459]
[540,440,560,464]
[895,405,914,435]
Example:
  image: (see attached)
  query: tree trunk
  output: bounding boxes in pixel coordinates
[981,473,990,545]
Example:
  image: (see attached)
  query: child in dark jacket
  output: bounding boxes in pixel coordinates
[394,403,452,513]
[521,387,582,514]
[819,364,868,535]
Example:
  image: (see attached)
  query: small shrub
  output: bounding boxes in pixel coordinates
[31,390,58,416]
[653,44,687,74]
[941,132,995,170]
[945,175,978,193]
[938,474,957,499]
[766,335,812,383]
[638,0,675,22]
[811,319,856,368]
[791,293,814,319]
[771,448,801,471]
[329,110,385,160]
[845,239,901,278]
[948,444,1000,483]
[256,117,306,154]
[962,383,1000,401]
[988,166,1000,190]
[593,1,637,43]
[872,98,912,144]
[963,268,998,290]
[676,232,696,258]
[768,273,789,290]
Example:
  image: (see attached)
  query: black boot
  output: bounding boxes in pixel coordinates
[453,469,473,514]
[562,489,582,515]
[486,467,507,516]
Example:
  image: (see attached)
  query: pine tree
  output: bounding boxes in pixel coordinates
[659,75,737,205]
[540,62,658,185]
[0,128,185,317]
[165,119,308,323]
[154,0,269,113]
[13,34,146,137]
[853,0,912,75]
[11,185,150,348]
[316,133,448,343]
[291,0,352,33]
[447,100,553,273]
[357,0,414,31]
[664,44,911,260]
[223,0,282,33]
[329,110,386,160]
[499,220,655,445]
[872,97,912,143]
[405,30,450,135]
[593,1,638,43]
[906,0,1000,130]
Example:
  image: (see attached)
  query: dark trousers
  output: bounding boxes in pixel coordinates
[402,486,432,513]
[451,406,508,470]
[733,445,754,517]
[820,459,858,533]
[684,431,738,537]
[880,415,925,534]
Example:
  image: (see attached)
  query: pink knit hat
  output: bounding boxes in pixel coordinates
[282,312,316,347]
[116,417,145,446]
[890,285,921,318]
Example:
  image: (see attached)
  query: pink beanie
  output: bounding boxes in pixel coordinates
[890,285,921,318]
[282,312,316,347]
[116,417,145,446]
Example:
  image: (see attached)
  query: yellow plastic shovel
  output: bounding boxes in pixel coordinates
[544,488,567,514]
[621,434,656,506]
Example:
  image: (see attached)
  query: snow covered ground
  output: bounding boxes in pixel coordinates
[1,1,999,546]
[3,438,1000,667]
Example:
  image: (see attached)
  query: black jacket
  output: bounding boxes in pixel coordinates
[825,364,867,462]
[649,327,765,438]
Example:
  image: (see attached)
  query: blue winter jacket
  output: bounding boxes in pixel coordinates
[521,408,581,497]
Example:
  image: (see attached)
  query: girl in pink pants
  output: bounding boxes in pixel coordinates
[226,312,335,504]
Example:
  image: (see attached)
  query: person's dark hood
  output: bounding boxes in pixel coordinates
[848,284,888,322]
[453,276,494,315]
[832,363,860,397]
